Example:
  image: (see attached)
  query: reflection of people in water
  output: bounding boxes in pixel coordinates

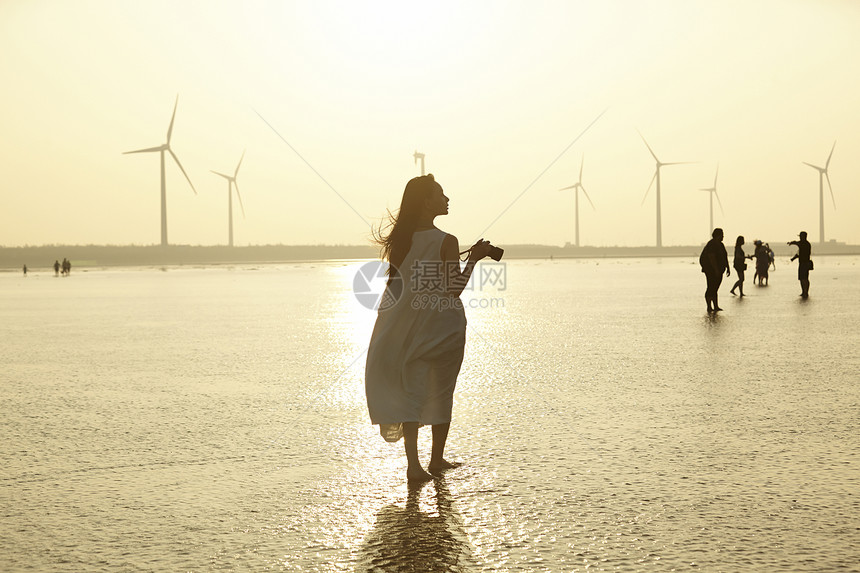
[753,240,769,285]
[729,236,752,297]
[789,230,813,298]
[699,228,730,313]
[366,174,492,482]
[356,479,473,572]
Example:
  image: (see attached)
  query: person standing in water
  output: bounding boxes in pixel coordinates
[729,235,752,296]
[789,231,812,298]
[699,228,730,313]
[753,240,769,286]
[365,174,492,482]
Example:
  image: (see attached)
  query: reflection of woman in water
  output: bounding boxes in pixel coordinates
[357,479,473,571]
[366,174,491,482]
[729,235,752,297]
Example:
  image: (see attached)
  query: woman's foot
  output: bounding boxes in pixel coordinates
[428,459,462,475]
[407,467,435,482]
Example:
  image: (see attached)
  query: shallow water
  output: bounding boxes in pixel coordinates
[1,257,859,571]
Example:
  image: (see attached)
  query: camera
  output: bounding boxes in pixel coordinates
[462,240,504,261]
[487,244,504,261]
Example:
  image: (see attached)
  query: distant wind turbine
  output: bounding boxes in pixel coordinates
[558,154,595,247]
[413,150,425,176]
[803,141,837,244]
[211,150,246,247]
[123,95,197,246]
[639,131,692,248]
[698,164,723,235]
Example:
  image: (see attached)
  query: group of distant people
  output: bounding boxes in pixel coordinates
[53,258,72,276]
[699,228,813,313]
[22,259,73,276]
[750,239,775,287]
[21,259,72,276]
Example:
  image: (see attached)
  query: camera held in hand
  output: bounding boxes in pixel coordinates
[487,243,504,261]
[463,239,504,262]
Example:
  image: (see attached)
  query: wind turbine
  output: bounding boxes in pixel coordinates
[639,131,691,248]
[211,150,246,247]
[124,95,197,246]
[413,150,425,176]
[698,164,723,235]
[558,154,595,247]
[803,141,837,244]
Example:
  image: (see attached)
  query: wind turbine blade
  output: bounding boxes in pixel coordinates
[234,149,246,178]
[699,187,714,192]
[166,94,179,143]
[641,171,657,206]
[826,140,836,169]
[211,170,231,180]
[234,182,246,218]
[715,191,724,215]
[826,172,836,208]
[581,186,596,210]
[637,130,659,162]
[123,145,162,154]
[169,149,197,195]
[578,154,584,183]
[558,184,577,191]
[662,161,694,166]
[713,164,719,187]
[803,161,823,171]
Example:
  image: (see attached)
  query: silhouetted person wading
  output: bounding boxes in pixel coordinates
[729,235,752,297]
[789,231,813,298]
[700,228,730,313]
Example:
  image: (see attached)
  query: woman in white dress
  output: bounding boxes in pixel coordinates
[366,174,491,482]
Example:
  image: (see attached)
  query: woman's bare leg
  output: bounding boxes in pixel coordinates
[403,422,433,481]
[428,423,461,473]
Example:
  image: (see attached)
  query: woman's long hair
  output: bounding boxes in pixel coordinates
[372,174,437,276]
[736,235,745,247]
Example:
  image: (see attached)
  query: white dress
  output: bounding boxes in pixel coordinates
[365,228,467,442]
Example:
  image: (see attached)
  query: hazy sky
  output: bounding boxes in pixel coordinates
[2,0,859,248]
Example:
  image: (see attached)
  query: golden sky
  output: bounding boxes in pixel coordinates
[2,0,858,247]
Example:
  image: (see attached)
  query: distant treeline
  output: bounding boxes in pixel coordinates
[2,242,858,270]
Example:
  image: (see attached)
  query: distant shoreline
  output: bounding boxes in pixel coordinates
[2,243,859,270]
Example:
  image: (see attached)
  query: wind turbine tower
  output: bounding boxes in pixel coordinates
[413,150,426,176]
[639,131,691,248]
[558,154,595,247]
[803,141,837,244]
[124,95,197,246]
[211,150,246,247]
[699,165,723,234]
